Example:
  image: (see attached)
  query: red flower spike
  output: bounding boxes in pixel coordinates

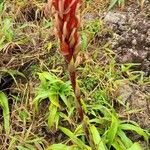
[52,0,81,58]
[48,0,83,120]
[60,41,70,55]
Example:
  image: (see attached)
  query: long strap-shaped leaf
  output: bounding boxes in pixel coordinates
[59,126,91,150]
[0,91,10,134]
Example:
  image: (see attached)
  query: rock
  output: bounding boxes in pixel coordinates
[138,51,148,59]
[121,52,133,63]
[100,2,150,74]
[83,13,95,21]
[147,29,150,36]
[118,84,134,104]
[119,25,127,31]
[132,39,137,45]
[104,11,126,25]
[146,36,150,45]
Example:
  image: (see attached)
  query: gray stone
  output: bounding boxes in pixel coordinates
[104,11,126,25]
[132,39,137,45]
[84,13,95,22]
[118,84,134,104]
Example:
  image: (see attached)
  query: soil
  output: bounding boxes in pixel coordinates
[83,1,150,129]
[103,0,150,76]
[101,1,150,129]
[117,83,150,129]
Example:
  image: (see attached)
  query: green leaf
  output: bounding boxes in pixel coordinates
[59,126,91,150]
[0,92,10,134]
[49,94,60,108]
[117,129,133,148]
[37,72,47,85]
[60,93,71,109]
[46,144,69,150]
[108,0,118,10]
[81,33,88,51]
[1,69,26,88]
[18,110,30,123]
[121,63,140,72]
[39,72,60,83]
[112,140,126,150]
[48,103,58,129]
[106,115,119,148]
[0,1,4,13]
[16,146,30,150]
[46,143,79,150]
[26,137,44,144]
[127,142,144,150]
[118,0,125,7]
[25,144,36,150]
[89,125,106,150]
[2,18,14,42]
[120,124,148,142]
[33,90,50,112]
[43,19,53,29]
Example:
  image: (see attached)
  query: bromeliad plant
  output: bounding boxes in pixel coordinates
[46,0,84,120]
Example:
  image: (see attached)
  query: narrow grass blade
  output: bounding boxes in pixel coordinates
[0,91,10,134]
[89,125,106,150]
[60,93,71,109]
[46,144,78,150]
[106,115,119,148]
[112,140,126,150]
[108,0,118,10]
[46,144,69,150]
[120,124,149,142]
[48,103,57,129]
[1,69,26,88]
[59,126,91,150]
[16,146,33,150]
[117,129,133,148]
[127,142,143,150]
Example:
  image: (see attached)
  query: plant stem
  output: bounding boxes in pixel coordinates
[68,64,83,121]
